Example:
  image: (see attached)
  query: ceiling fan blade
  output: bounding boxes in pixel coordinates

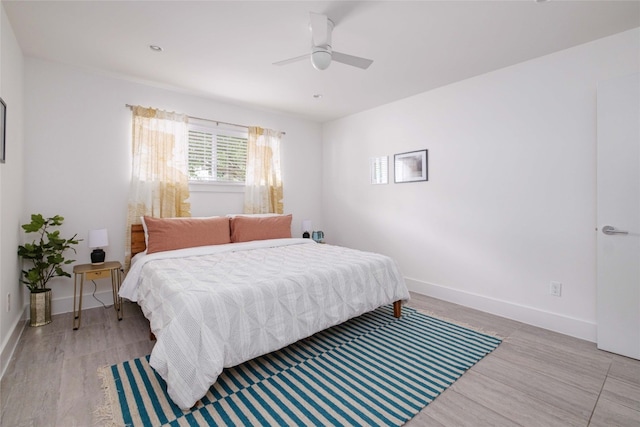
[310,12,328,46]
[273,53,310,66]
[331,51,373,70]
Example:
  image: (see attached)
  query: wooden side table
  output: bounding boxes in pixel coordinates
[72,261,123,330]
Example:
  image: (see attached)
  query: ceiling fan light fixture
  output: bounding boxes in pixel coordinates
[274,12,372,71]
[311,49,332,70]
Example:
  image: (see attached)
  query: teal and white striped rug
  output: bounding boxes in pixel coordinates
[98,306,501,426]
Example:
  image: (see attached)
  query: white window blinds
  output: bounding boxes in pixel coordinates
[188,125,248,182]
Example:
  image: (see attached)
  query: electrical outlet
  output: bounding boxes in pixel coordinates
[6,293,10,312]
[550,281,562,297]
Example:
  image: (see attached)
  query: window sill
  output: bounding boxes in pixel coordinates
[189,181,245,193]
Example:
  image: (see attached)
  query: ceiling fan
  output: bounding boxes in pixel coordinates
[274,12,374,71]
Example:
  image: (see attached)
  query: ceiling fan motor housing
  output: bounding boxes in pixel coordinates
[309,16,334,70]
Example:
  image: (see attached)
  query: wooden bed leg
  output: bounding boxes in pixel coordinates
[393,300,402,318]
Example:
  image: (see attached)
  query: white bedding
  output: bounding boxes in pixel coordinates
[119,238,410,409]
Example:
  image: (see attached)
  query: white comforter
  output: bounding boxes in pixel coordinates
[119,238,410,409]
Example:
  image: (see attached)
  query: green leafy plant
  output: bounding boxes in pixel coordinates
[17,214,80,292]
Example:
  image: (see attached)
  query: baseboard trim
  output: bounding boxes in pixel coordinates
[405,277,596,342]
[2,279,596,379]
[0,311,27,380]
[51,289,116,315]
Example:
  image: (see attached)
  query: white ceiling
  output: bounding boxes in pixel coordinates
[4,1,639,122]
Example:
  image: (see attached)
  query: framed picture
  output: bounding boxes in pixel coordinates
[394,149,428,183]
[0,98,5,163]
[370,156,389,184]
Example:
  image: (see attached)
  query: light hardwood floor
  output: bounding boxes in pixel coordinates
[1,292,639,426]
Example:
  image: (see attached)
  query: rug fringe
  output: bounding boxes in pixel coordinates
[94,365,126,427]
[414,307,505,340]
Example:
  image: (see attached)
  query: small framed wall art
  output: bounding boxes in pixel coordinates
[0,97,5,163]
[394,149,428,183]
[370,156,389,184]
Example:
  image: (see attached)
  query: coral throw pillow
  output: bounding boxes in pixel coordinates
[230,214,292,243]
[144,216,231,254]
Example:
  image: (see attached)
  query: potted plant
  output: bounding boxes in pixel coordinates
[18,214,80,326]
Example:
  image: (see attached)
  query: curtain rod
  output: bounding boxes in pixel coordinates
[125,104,285,135]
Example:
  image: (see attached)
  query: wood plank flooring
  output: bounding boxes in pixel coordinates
[1,292,639,426]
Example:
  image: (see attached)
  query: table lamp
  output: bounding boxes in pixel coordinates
[302,220,312,238]
[88,228,109,265]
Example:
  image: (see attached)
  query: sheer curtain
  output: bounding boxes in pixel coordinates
[125,106,191,267]
[243,127,284,214]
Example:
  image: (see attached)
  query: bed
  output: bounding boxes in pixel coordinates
[119,215,410,410]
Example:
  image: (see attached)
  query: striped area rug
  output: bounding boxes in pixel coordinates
[98,305,501,426]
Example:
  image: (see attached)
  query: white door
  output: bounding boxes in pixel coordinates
[596,72,640,360]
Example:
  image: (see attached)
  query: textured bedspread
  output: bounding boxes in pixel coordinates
[119,239,409,409]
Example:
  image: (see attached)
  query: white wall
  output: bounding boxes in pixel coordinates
[23,58,323,314]
[0,3,25,376]
[322,28,640,342]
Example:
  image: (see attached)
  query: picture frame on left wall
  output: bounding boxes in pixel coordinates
[0,97,6,163]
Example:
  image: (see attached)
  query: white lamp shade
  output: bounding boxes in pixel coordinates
[302,220,312,232]
[88,228,109,249]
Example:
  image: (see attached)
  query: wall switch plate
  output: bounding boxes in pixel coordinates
[550,281,562,297]
[6,293,10,312]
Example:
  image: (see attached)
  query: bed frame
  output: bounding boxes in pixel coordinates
[130,224,402,318]
[131,224,146,257]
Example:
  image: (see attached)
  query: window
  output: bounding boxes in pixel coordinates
[188,124,248,183]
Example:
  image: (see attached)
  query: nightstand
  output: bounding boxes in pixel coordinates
[72,261,123,330]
